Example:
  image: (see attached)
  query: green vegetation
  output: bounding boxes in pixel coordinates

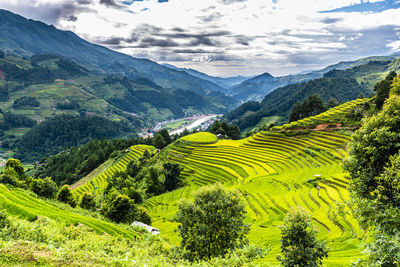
[12,115,132,162]
[72,144,156,196]
[35,137,153,186]
[209,120,241,139]
[345,74,400,265]
[176,184,249,260]
[225,60,400,132]
[289,94,326,122]
[374,71,397,109]
[277,210,328,266]
[274,98,370,131]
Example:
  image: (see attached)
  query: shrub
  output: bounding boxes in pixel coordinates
[80,192,96,210]
[137,207,151,225]
[5,158,24,177]
[102,194,138,224]
[56,185,76,207]
[31,177,58,198]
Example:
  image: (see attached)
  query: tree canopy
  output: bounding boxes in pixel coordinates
[277,210,328,267]
[176,184,249,260]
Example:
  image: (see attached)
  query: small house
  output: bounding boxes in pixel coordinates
[131,221,160,235]
[216,133,224,139]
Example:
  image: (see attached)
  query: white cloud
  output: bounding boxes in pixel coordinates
[0,0,399,76]
[387,40,400,51]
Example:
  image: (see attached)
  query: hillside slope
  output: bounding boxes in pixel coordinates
[225,60,400,131]
[139,99,372,265]
[0,9,230,99]
[230,55,398,102]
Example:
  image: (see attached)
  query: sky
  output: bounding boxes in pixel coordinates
[0,0,400,77]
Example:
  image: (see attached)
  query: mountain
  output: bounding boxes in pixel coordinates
[229,55,398,102]
[162,63,252,92]
[225,59,400,131]
[0,53,237,161]
[0,9,233,100]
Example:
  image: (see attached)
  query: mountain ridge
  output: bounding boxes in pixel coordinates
[0,9,229,97]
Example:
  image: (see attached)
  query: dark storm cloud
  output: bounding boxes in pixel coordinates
[66,15,78,22]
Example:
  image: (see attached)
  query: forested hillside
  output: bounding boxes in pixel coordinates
[0,52,236,162]
[225,60,400,132]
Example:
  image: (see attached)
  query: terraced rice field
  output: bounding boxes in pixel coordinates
[144,130,365,265]
[273,98,370,130]
[73,144,155,196]
[0,184,138,239]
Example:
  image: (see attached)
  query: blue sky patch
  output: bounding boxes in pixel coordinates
[122,0,143,6]
[321,0,400,13]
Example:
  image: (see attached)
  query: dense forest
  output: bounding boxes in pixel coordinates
[11,115,132,162]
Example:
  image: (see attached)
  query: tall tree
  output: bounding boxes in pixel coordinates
[374,71,397,109]
[277,210,328,266]
[176,184,249,260]
[289,94,326,122]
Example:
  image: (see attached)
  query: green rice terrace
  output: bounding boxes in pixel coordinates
[67,99,370,265]
[141,102,370,266]
[273,98,370,131]
[0,184,138,239]
[72,144,155,196]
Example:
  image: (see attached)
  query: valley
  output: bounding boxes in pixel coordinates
[0,4,398,266]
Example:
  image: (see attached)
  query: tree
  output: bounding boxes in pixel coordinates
[80,192,96,210]
[0,50,4,59]
[277,210,328,266]
[56,185,76,207]
[153,133,166,149]
[163,162,184,191]
[176,184,249,260]
[374,71,397,109]
[103,194,138,224]
[5,158,24,177]
[31,177,58,198]
[137,206,152,225]
[289,94,326,122]
[159,129,172,145]
[344,93,400,200]
[345,74,400,264]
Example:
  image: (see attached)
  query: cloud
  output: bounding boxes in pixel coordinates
[99,0,124,8]
[0,0,400,76]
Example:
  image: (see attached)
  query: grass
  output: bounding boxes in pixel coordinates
[180,132,218,144]
[0,184,138,239]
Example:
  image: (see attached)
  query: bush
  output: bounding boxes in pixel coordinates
[0,210,10,229]
[80,192,96,210]
[137,207,151,225]
[5,158,24,177]
[31,177,58,198]
[102,194,138,224]
[56,185,76,207]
